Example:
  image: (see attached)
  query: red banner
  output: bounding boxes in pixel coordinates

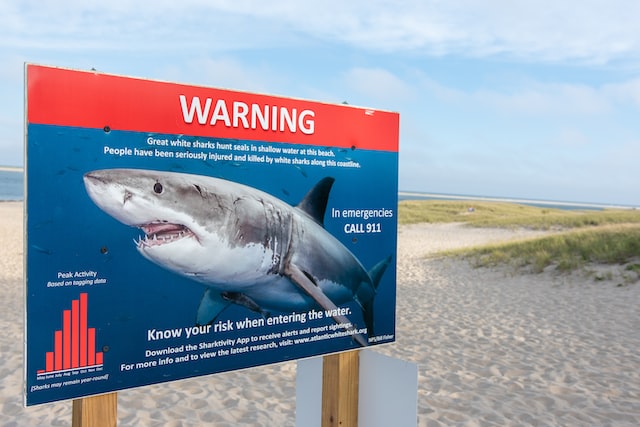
[27,64,399,152]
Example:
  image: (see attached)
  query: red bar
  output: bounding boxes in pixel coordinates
[37,370,45,374]
[80,293,88,366]
[71,299,79,368]
[45,352,54,372]
[63,309,71,370]
[54,331,62,371]
[88,328,95,366]
[40,292,101,374]
[27,65,400,152]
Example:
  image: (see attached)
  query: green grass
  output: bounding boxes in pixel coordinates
[398,200,640,229]
[447,225,640,273]
[398,200,640,273]
[626,263,640,273]
[398,200,543,225]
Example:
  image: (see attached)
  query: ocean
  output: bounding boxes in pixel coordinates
[0,170,23,201]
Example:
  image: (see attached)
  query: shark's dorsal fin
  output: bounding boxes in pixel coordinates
[296,177,335,227]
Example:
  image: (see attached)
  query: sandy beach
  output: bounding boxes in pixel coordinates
[2,201,639,426]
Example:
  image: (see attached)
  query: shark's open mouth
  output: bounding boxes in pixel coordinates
[136,221,197,248]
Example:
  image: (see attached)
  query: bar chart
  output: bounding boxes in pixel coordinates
[36,293,103,376]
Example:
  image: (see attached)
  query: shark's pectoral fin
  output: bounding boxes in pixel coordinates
[285,263,368,347]
[221,291,270,318]
[196,288,232,325]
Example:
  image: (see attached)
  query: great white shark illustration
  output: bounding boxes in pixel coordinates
[83,168,391,346]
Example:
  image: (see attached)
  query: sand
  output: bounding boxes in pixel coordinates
[2,201,639,426]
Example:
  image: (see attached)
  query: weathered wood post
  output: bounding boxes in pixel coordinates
[72,393,117,427]
[321,351,360,427]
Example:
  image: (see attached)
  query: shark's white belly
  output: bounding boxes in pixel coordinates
[140,236,355,311]
[140,235,280,288]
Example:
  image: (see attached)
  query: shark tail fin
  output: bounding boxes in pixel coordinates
[369,255,393,291]
[359,255,393,338]
[296,177,335,227]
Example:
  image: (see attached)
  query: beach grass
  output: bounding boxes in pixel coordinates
[449,224,640,273]
[398,200,640,228]
[398,200,554,225]
[399,200,640,273]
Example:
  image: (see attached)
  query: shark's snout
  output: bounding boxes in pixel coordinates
[84,169,201,251]
[83,171,111,192]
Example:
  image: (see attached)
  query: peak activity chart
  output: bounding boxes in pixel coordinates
[36,293,104,378]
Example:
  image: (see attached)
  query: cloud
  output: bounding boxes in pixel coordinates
[343,67,415,106]
[207,1,640,65]
[0,1,286,52]
[4,1,640,66]
[179,57,276,94]
[603,78,640,107]
[476,83,611,116]
[415,72,633,117]
[552,128,592,148]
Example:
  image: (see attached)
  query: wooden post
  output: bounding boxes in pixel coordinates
[72,393,117,427]
[322,351,359,427]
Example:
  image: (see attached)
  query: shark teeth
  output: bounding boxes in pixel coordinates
[136,221,196,248]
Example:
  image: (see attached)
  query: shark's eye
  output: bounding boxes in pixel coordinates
[153,182,164,194]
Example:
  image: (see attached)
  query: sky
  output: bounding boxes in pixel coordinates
[2,1,640,206]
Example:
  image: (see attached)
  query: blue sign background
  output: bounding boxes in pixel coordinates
[25,124,398,405]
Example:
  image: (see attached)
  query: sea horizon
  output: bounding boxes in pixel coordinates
[0,169,23,201]
[0,169,636,210]
[398,190,638,211]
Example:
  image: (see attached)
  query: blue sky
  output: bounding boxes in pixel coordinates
[3,1,640,205]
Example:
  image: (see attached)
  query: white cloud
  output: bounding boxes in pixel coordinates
[415,72,634,117]
[205,1,640,65]
[552,128,593,148]
[4,1,640,66]
[476,83,611,116]
[0,1,284,52]
[343,67,415,106]
[603,78,640,107]
[180,57,276,93]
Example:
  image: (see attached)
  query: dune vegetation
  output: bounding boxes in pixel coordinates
[398,200,640,275]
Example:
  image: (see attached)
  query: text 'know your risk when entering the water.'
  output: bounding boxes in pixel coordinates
[118,307,380,373]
